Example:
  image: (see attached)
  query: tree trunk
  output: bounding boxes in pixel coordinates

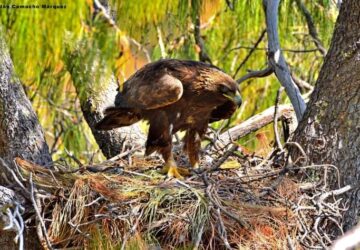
[65,1,146,159]
[0,36,52,249]
[66,53,146,159]
[0,38,52,167]
[80,77,146,159]
[293,0,360,232]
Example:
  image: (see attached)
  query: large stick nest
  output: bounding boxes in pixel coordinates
[3,141,349,250]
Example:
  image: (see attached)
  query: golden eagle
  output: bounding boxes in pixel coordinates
[96,59,242,178]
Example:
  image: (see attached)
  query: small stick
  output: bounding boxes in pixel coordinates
[202,173,250,229]
[29,173,53,250]
[273,87,284,150]
[104,146,142,163]
[233,29,267,78]
[64,148,83,167]
[120,208,144,250]
[0,158,30,196]
[216,208,232,250]
[318,185,352,203]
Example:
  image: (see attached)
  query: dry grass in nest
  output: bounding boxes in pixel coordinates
[8,144,349,250]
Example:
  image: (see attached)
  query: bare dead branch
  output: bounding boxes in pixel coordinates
[291,72,314,93]
[202,173,250,229]
[331,223,360,250]
[229,45,319,53]
[215,208,232,250]
[0,186,25,250]
[284,141,308,165]
[233,29,266,78]
[29,174,53,250]
[92,0,151,62]
[295,0,327,56]
[273,87,284,150]
[93,0,117,28]
[156,26,167,59]
[236,66,273,84]
[104,145,143,163]
[0,158,30,196]
[64,148,83,167]
[201,144,239,174]
[263,0,306,120]
[216,104,295,147]
[194,15,212,64]
[319,185,352,202]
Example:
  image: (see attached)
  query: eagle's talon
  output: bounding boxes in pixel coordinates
[192,162,200,169]
[167,166,184,179]
[159,164,191,179]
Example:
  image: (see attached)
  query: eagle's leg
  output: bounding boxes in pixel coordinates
[186,131,201,169]
[160,150,185,179]
[146,113,188,178]
[184,127,206,170]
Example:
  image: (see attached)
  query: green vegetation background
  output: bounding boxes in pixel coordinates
[0,0,337,162]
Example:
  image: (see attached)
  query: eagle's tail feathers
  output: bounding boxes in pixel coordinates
[95,107,141,130]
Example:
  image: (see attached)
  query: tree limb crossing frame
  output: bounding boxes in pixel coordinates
[263,0,307,121]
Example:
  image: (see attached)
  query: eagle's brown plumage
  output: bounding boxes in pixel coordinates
[96,59,242,178]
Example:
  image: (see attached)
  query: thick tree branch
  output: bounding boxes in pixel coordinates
[263,0,306,121]
[216,104,295,147]
[331,223,360,250]
[67,56,146,159]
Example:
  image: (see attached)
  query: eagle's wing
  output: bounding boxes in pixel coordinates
[124,73,183,109]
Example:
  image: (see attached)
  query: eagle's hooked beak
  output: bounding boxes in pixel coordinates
[234,92,242,107]
[234,85,242,107]
[224,87,242,107]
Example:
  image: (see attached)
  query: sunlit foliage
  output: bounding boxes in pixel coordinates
[0,0,337,161]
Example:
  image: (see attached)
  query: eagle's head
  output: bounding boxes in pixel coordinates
[217,80,242,107]
[206,69,242,107]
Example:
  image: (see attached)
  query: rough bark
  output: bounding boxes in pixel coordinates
[293,0,360,232]
[0,38,52,167]
[0,36,52,249]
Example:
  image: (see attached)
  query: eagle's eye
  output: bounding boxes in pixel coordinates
[219,84,231,94]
